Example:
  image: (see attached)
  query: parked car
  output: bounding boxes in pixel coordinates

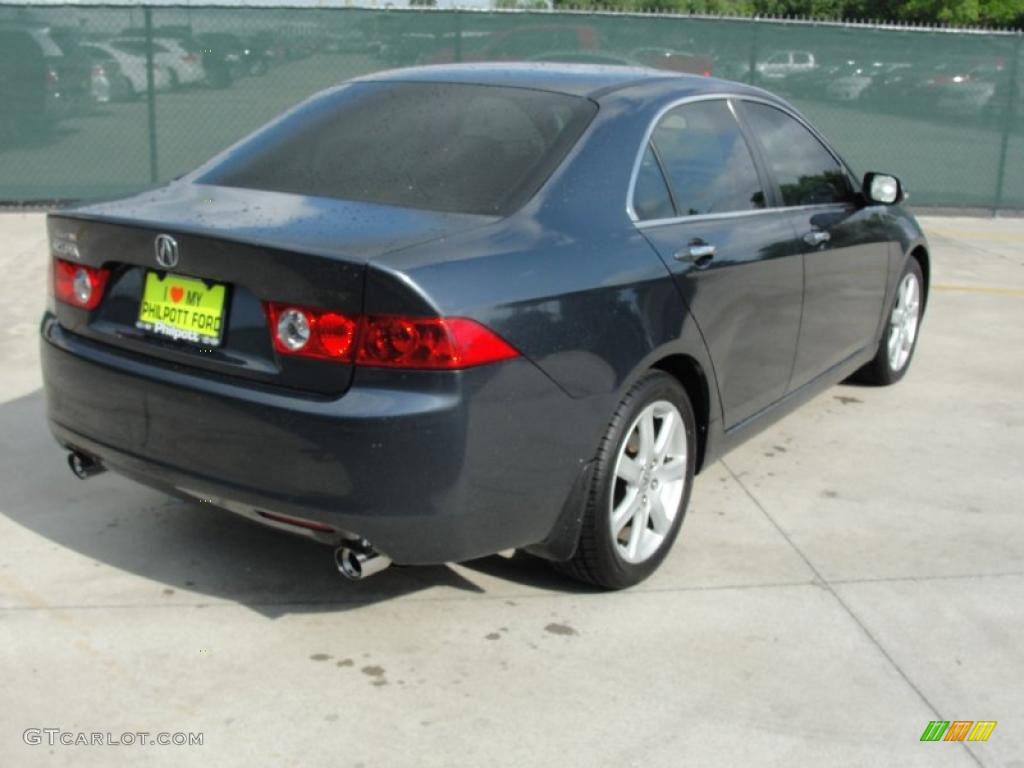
[319,28,370,55]
[44,27,99,114]
[110,37,204,89]
[823,61,883,102]
[77,41,172,101]
[932,61,1008,116]
[194,32,269,86]
[862,59,1006,116]
[426,24,600,64]
[531,48,712,77]
[0,23,93,133]
[630,48,713,76]
[0,26,48,139]
[41,65,928,589]
[756,49,817,80]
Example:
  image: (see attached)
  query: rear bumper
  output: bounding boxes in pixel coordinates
[41,315,597,564]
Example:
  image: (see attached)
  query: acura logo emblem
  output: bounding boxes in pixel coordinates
[155,234,179,269]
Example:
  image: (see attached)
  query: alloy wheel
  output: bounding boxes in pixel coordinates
[610,400,688,564]
[888,272,921,372]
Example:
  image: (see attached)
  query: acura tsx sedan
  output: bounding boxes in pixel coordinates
[41,64,928,588]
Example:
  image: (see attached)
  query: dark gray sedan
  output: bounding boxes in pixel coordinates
[41,64,928,588]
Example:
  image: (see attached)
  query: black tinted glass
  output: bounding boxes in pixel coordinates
[633,144,675,221]
[742,102,854,206]
[198,82,597,215]
[651,100,765,216]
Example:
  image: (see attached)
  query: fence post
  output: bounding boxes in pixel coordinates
[747,20,759,86]
[992,33,1022,215]
[454,7,463,64]
[144,7,159,185]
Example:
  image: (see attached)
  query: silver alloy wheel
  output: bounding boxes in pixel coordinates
[888,271,921,372]
[610,400,688,564]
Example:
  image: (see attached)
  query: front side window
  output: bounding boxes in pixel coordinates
[741,102,854,207]
[649,100,766,217]
[198,82,597,216]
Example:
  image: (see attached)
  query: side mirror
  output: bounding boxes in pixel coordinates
[863,172,903,205]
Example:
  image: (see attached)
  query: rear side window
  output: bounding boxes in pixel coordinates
[741,102,854,207]
[199,82,597,216]
[650,100,766,217]
[632,145,675,221]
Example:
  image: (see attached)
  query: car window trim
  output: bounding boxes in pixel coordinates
[647,97,770,221]
[725,98,781,210]
[645,140,681,217]
[635,202,851,230]
[626,92,857,227]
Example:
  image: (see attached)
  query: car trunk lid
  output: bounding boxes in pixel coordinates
[49,183,495,395]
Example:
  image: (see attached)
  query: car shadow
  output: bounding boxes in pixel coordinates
[1,389,589,617]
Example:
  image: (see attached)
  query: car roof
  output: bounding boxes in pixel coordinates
[352,62,769,101]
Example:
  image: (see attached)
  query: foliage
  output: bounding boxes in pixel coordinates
[552,0,1024,27]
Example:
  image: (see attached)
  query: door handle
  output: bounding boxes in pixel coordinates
[803,229,831,246]
[675,241,716,268]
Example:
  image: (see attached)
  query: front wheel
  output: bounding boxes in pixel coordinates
[853,258,924,385]
[555,371,696,589]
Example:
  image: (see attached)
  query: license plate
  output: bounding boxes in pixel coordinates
[136,272,227,347]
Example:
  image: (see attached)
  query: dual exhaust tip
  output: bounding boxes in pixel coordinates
[68,450,106,480]
[67,451,392,581]
[334,540,392,581]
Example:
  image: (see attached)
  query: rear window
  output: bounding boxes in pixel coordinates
[197,81,597,216]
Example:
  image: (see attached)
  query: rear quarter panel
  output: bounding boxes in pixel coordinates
[373,86,726,462]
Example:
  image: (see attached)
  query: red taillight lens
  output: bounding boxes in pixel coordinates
[53,258,110,311]
[357,315,518,370]
[91,64,107,78]
[265,303,359,362]
[263,304,518,370]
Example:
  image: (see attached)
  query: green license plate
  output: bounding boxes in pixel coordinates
[136,271,228,347]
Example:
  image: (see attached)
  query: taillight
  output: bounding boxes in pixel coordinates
[265,303,359,362]
[53,259,110,311]
[264,304,518,370]
[357,315,517,369]
[91,64,107,78]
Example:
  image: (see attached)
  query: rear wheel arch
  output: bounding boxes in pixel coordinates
[909,245,930,311]
[651,354,710,473]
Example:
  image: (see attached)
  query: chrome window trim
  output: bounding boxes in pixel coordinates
[633,202,850,230]
[625,92,856,226]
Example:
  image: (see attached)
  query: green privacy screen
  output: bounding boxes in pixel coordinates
[0,5,1021,209]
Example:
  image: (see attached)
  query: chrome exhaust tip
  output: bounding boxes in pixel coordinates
[67,451,105,480]
[334,540,392,581]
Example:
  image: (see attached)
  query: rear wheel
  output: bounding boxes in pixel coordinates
[853,258,924,385]
[555,371,696,589]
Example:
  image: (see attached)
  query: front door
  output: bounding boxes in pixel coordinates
[738,101,890,389]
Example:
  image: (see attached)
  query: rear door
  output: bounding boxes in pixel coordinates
[737,100,890,390]
[634,97,804,429]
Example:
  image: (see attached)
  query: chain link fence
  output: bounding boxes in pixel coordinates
[1,5,1021,210]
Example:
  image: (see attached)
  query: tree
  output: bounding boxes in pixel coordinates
[550,0,1024,27]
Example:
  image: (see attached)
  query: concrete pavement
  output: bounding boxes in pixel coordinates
[0,214,1021,767]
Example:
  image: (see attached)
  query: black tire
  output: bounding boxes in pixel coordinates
[851,258,924,386]
[555,371,696,590]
